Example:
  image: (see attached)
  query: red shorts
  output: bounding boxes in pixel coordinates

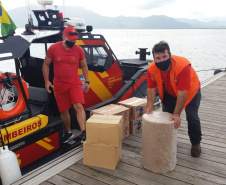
[54,84,85,112]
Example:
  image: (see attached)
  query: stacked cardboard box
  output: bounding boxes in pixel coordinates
[118,97,147,134]
[83,114,123,170]
[90,104,130,138]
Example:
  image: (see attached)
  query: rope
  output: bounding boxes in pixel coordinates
[4,116,22,126]
[35,115,42,130]
[0,85,15,109]
[0,129,5,149]
[4,127,10,149]
[0,125,10,150]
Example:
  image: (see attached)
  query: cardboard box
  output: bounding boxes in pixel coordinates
[123,121,130,139]
[86,114,123,146]
[130,118,142,134]
[83,141,121,170]
[90,104,129,124]
[118,97,147,120]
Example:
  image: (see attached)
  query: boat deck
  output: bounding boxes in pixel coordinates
[13,72,226,185]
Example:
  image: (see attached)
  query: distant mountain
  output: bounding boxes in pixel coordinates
[176,18,226,29]
[7,5,226,29]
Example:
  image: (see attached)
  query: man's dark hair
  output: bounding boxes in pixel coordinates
[152,41,170,57]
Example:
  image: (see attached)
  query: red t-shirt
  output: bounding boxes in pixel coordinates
[147,65,191,97]
[47,42,85,87]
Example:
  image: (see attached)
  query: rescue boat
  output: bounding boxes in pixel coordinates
[0,0,160,174]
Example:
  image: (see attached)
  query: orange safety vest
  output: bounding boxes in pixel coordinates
[148,55,200,108]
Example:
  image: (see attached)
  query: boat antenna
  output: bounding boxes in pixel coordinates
[25,0,33,25]
[63,0,65,18]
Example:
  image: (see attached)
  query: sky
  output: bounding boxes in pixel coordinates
[1,0,226,21]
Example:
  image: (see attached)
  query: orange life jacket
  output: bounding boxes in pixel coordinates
[148,55,200,108]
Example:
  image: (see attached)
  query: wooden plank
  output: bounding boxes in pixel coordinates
[77,160,161,185]
[117,160,189,185]
[202,95,226,100]
[201,94,226,99]
[179,120,226,132]
[198,108,226,117]
[177,152,226,172]
[69,163,135,185]
[177,147,226,167]
[174,165,225,185]
[58,168,108,185]
[179,130,226,145]
[200,101,226,107]
[59,169,109,185]
[47,175,81,185]
[177,142,226,159]
[121,156,217,185]
[200,102,226,108]
[122,149,226,179]
[179,134,226,148]
[179,119,225,128]
[39,182,54,185]
[199,97,226,103]
[178,137,226,154]
[179,127,226,140]
[179,127,226,139]
[177,158,226,179]
[198,112,226,120]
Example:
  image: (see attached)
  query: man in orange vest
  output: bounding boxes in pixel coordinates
[147,41,202,157]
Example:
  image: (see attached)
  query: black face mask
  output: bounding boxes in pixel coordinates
[155,57,171,71]
[65,40,75,48]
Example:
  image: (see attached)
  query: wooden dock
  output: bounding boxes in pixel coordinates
[13,72,226,185]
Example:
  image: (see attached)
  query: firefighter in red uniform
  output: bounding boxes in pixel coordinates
[43,26,89,143]
[147,41,202,157]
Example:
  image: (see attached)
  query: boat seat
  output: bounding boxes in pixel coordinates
[27,86,48,103]
[24,86,49,118]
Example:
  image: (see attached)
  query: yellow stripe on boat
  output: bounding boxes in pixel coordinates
[76,40,85,45]
[78,69,113,101]
[0,114,48,145]
[36,139,54,150]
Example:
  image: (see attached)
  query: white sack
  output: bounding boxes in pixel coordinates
[142,111,177,173]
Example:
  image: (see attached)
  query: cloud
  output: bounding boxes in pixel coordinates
[139,0,176,10]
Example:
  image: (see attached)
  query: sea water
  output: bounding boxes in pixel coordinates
[1,28,226,82]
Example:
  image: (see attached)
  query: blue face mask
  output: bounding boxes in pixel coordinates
[65,40,75,48]
[155,57,171,71]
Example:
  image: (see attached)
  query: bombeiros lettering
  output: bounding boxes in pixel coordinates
[0,120,42,143]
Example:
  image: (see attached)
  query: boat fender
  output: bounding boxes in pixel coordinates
[0,145,22,185]
[0,73,29,120]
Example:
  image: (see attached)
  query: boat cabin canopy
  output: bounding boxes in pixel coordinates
[0,36,30,61]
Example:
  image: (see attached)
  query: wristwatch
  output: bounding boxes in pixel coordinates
[85,80,90,84]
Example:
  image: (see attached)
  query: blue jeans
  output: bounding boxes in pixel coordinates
[162,89,202,145]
